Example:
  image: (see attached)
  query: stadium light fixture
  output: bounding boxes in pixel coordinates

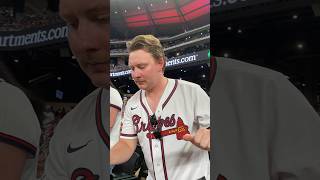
[297,43,304,49]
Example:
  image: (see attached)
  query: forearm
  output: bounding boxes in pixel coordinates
[110,139,137,165]
[110,107,119,129]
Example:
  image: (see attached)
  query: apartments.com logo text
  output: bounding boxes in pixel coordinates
[0,26,68,47]
[166,54,198,67]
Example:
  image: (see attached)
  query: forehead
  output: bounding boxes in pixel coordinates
[129,50,154,64]
[59,0,108,17]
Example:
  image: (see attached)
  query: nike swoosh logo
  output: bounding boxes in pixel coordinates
[67,140,92,153]
[131,107,137,110]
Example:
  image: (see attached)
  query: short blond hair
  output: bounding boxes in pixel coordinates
[127,35,166,71]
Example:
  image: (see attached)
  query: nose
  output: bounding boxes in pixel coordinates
[131,68,141,79]
[75,21,103,53]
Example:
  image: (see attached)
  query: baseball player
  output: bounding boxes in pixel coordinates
[43,0,109,179]
[110,35,210,180]
[0,78,41,180]
[210,57,320,180]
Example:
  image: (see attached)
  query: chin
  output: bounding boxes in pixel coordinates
[139,85,150,91]
[89,73,108,88]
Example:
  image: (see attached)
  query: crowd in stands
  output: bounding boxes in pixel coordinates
[110,42,209,72]
[37,105,73,177]
[0,7,64,32]
[110,29,210,54]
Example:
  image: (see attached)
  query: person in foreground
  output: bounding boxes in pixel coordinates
[43,0,109,179]
[0,78,41,180]
[110,34,210,180]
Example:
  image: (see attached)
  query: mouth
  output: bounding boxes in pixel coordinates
[135,80,145,85]
[87,62,107,72]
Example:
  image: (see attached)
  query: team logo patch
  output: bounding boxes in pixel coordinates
[146,117,190,140]
[217,174,227,180]
[131,114,190,140]
[71,168,99,180]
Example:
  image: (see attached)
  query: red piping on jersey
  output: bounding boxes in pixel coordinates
[149,138,157,180]
[160,139,169,180]
[140,91,157,180]
[110,104,121,111]
[120,133,137,137]
[162,79,178,110]
[0,131,36,156]
[96,88,109,149]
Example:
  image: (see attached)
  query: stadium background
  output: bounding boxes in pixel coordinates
[0,0,319,179]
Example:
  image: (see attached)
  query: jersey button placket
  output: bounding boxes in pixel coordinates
[153,111,164,180]
[153,129,163,179]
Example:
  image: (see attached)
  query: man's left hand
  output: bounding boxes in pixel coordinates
[182,128,210,151]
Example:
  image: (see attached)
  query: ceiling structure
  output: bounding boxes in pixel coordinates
[110,0,210,39]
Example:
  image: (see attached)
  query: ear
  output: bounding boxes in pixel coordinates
[158,57,165,71]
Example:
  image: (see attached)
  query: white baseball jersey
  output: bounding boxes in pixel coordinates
[210,57,320,180]
[110,87,123,148]
[0,79,41,180]
[121,78,210,180]
[44,88,109,180]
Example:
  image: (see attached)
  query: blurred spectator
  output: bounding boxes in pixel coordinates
[36,104,72,178]
[0,8,64,32]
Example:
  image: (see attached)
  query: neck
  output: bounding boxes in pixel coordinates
[146,76,168,98]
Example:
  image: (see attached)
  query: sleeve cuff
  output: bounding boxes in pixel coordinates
[110,104,121,111]
[0,132,37,157]
[120,133,137,139]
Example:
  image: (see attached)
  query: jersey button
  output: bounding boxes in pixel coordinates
[157,163,160,166]
[155,144,158,148]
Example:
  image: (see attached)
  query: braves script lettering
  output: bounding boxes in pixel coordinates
[132,114,177,133]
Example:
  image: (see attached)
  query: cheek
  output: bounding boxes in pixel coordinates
[95,25,108,48]
[67,33,80,56]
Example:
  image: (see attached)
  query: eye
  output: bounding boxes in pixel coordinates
[65,19,78,30]
[95,14,108,23]
[138,65,146,69]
